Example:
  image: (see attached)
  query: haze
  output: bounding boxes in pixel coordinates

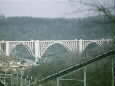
[0,0,114,18]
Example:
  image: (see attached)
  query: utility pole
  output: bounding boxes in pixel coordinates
[84,67,87,86]
[57,78,60,86]
[20,71,24,86]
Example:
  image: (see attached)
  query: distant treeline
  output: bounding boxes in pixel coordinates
[0,16,114,40]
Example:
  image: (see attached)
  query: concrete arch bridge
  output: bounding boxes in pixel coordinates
[0,39,112,62]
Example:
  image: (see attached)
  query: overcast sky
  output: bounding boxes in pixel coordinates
[0,0,114,18]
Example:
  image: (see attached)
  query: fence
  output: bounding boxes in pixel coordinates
[0,72,32,86]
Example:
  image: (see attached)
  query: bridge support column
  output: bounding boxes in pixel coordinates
[6,41,10,56]
[35,40,41,63]
[79,39,83,54]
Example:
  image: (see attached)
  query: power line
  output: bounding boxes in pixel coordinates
[38,50,114,84]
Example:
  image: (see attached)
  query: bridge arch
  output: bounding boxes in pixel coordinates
[41,43,71,63]
[40,41,71,57]
[82,42,103,60]
[10,44,34,60]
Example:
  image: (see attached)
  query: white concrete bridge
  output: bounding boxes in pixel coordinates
[0,39,112,62]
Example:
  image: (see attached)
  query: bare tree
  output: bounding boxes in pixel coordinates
[68,0,115,24]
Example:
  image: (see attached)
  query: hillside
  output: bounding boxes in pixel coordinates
[0,16,114,40]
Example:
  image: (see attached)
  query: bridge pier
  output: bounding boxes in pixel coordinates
[35,40,41,63]
[6,41,10,56]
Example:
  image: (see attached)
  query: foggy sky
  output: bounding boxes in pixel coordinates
[0,0,114,18]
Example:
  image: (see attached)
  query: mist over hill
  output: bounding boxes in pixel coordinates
[0,16,114,40]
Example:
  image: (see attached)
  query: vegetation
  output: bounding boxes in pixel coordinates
[0,16,114,41]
